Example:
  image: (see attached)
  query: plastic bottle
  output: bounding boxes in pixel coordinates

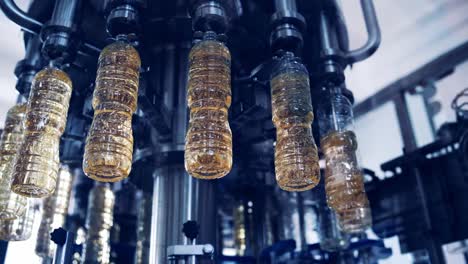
[135,193,152,264]
[318,204,349,251]
[318,87,372,233]
[270,52,320,191]
[233,203,247,256]
[0,200,35,241]
[83,41,140,182]
[0,104,27,220]
[81,184,115,264]
[12,67,73,198]
[185,32,233,179]
[36,165,73,260]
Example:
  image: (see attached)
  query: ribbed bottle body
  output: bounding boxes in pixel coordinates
[185,37,233,179]
[83,41,140,182]
[0,104,27,220]
[321,131,371,233]
[12,68,72,198]
[270,53,320,191]
[0,200,34,241]
[36,166,73,259]
[82,184,115,264]
[318,89,371,233]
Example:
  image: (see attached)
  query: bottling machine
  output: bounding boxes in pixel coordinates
[0,0,466,263]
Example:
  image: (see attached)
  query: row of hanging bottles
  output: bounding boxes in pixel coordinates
[183,28,371,233]
[0,56,75,244]
[0,40,135,262]
[0,20,370,262]
[0,0,142,260]
[0,2,370,264]
[0,21,137,262]
[0,69,75,257]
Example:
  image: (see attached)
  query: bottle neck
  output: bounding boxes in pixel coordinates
[318,87,354,137]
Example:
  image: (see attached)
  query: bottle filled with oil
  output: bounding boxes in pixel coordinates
[83,41,140,182]
[0,200,35,241]
[0,104,28,220]
[270,52,320,191]
[318,87,372,233]
[185,32,233,179]
[81,183,115,264]
[11,67,73,198]
[36,165,73,260]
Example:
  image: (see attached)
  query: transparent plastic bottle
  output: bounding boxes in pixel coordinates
[0,104,27,220]
[0,200,35,241]
[135,193,151,264]
[185,32,233,179]
[270,52,320,191]
[317,87,372,233]
[233,203,247,256]
[318,204,349,251]
[276,189,303,250]
[82,184,115,264]
[36,165,73,260]
[12,67,73,198]
[83,41,140,182]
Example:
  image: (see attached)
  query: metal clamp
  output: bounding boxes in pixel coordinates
[192,0,229,34]
[269,0,306,53]
[166,221,215,263]
[167,244,214,258]
[317,0,381,86]
[0,0,100,56]
[105,0,146,38]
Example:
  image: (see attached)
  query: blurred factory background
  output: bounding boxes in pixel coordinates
[0,0,466,263]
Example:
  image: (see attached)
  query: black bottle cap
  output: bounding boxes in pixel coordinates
[182,220,200,241]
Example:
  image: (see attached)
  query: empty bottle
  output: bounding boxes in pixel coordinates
[12,67,73,198]
[82,184,115,264]
[185,32,233,179]
[83,41,140,182]
[135,193,152,264]
[233,203,247,256]
[318,204,349,251]
[276,189,303,251]
[311,178,349,251]
[36,165,73,260]
[0,200,35,241]
[270,52,320,191]
[317,86,372,233]
[0,104,27,220]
